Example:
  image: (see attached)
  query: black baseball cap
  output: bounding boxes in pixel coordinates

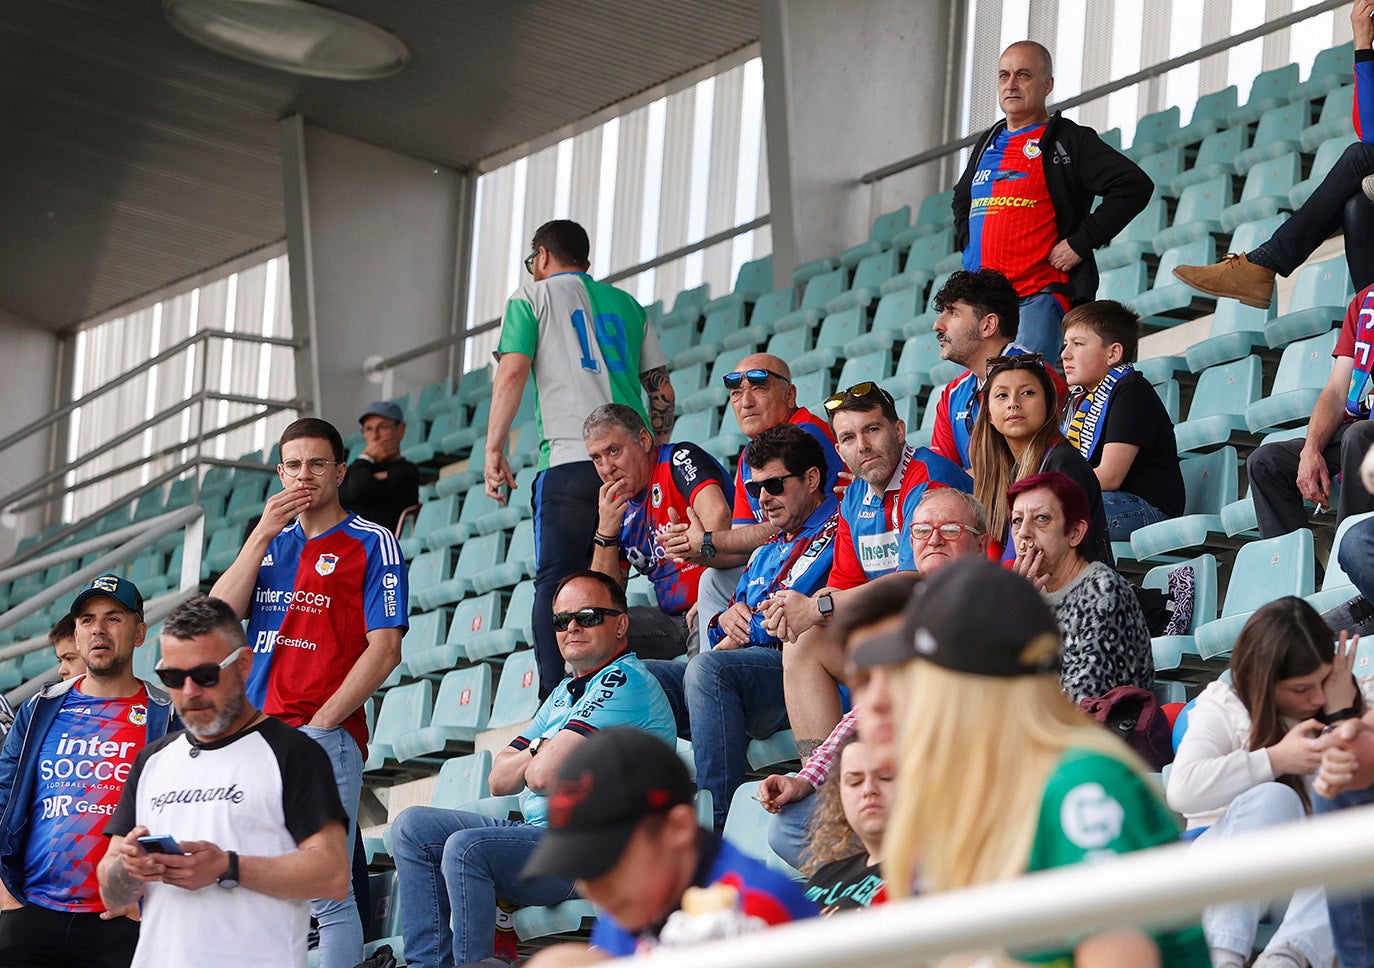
[521,728,695,882]
[70,574,145,619]
[851,557,1060,677]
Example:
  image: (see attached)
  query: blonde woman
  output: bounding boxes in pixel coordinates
[880,558,1208,967]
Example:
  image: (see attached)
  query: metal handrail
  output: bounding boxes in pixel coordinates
[859,0,1350,184]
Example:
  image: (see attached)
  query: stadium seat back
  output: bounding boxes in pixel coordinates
[1136,147,1183,189]
[431,664,493,735]
[401,611,448,668]
[851,248,900,292]
[749,289,795,330]
[1286,255,1352,315]
[801,269,848,312]
[836,350,892,388]
[1236,152,1300,204]
[1179,446,1239,517]
[1096,261,1149,303]
[488,650,541,729]
[1249,102,1312,152]
[373,681,434,750]
[867,205,911,243]
[447,593,502,646]
[1220,529,1315,617]
[503,581,536,643]
[734,255,774,299]
[1142,554,1218,634]
[670,284,711,316]
[432,750,493,810]
[872,286,922,334]
[915,189,954,229]
[700,304,746,345]
[1171,174,1232,227]
[904,227,954,274]
[813,308,865,351]
[1185,355,1262,421]
[1132,105,1180,152]
[674,408,720,444]
[1271,329,1340,396]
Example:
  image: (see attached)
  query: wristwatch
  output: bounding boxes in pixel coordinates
[700,531,717,560]
[218,850,239,889]
[817,592,835,622]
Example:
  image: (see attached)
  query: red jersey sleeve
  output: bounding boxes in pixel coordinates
[826,512,867,590]
[929,382,959,465]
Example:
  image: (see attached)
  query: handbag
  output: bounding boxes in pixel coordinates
[1079,685,1173,771]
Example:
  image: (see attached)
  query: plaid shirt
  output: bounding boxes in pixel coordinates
[797,708,859,789]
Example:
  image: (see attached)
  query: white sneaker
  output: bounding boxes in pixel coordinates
[1253,942,1309,968]
[1363,173,1374,205]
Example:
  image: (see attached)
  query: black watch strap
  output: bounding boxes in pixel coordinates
[218,850,239,889]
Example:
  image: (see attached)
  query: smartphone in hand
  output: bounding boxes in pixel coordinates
[136,835,184,855]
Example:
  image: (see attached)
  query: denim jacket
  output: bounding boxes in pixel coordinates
[0,676,177,900]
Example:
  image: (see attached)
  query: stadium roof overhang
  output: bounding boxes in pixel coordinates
[0,0,760,332]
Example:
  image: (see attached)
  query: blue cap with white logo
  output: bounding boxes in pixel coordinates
[70,574,145,619]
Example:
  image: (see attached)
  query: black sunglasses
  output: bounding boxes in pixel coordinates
[745,473,798,499]
[551,607,625,632]
[723,368,790,391]
[155,647,247,689]
[823,381,896,413]
[523,252,537,275]
[986,352,1045,373]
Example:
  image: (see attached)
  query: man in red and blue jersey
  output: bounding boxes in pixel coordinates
[760,381,971,758]
[928,269,1070,470]
[211,417,408,968]
[583,403,732,660]
[954,40,1152,362]
[0,575,176,967]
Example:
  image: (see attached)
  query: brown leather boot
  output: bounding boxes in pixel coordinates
[1171,253,1275,309]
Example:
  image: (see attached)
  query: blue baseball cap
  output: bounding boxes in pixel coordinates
[359,401,404,424]
[70,574,145,619]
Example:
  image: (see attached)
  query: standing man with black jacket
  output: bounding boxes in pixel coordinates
[953,40,1153,364]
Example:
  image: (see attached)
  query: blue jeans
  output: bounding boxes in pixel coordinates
[1015,292,1067,364]
[300,724,365,968]
[644,647,789,830]
[767,791,818,871]
[390,809,576,968]
[1196,784,1334,965]
[1339,516,1374,604]
[693,566,744,656]
[532,462,601,696]
[1101,489,1168,541]
[1316,785,1374,967]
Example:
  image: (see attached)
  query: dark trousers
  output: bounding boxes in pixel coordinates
[0,903,140,968]
[626,606,693,660]
[1249,141,1374,291]
[530,462,600,696]
[1247,420,1374,538]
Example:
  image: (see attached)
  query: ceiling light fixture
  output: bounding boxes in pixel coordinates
[163,0,409,81]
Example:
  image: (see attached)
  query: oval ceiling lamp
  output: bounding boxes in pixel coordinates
[163,0,409,80]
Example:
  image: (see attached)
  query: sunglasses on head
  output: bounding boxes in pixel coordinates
[745,472,798,499]
[823,381,896,413]
[155,646,247,690]
[723,368,790,391]
[986,352,1045,374]
[551,607,625,632]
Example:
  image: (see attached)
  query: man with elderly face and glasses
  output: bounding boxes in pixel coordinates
[759,381,970,762]
[928,269,1068,471]
[661,353,842,655]
[483,219,677,700]
[646,424,840,832]
[0,575,175,968]
[389,571,675,968]
[211,417,408,968]
[98,596,350,968]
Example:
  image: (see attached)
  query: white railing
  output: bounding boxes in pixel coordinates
[619,803,1374,966]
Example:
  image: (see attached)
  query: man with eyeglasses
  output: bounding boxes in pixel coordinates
[0,575,175,968]
[211,416,408,968]
[484,220,676,700]
[338,400,420,534]
[647,424,840,831]
[929,269,1068,470]
[98,595,350,968]
[661,353,842,655]
[759,381,970,761]
[390,570,674,968]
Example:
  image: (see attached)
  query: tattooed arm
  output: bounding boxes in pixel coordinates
[640,366,676,443]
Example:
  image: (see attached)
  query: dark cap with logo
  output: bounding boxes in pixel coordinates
[70,574,145,619]
[359,401,404,424]
[851,556,1060,677]
[520,728,695,882]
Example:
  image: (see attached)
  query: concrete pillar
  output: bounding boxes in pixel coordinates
[0,309,62,558]
[281,117,472,430]
[760,0,959,284]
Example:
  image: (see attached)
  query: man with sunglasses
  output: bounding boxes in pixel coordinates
[760,382,970,760]
[390,570,674,968]
[483,219,676,700]
[99,596,350,968]
[928,269,1068,470]
[211,417,408,968]
[0,575,176,968]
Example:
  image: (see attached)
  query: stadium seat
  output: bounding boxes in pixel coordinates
[672,303,746,367]
[766,324,814,364]
[1134,148,1184,198]
[1129,447,1238,561]
[790,309,867,375]
[705,407,749,462]
[828,249,899,312]
[1290,137,1349,210]
[1096,260,1149,304]
[907,390,944,448]
[792,257,839,287]
[1169,126,1251,195]
[1171,85,1239,146]
[507,419,542,472]
[903,226,955,275]
[668,362,707,402]
[398,609,449,677]
[433,750,493,808]
[1184,298,1276,374]
[1264,254,1351,348]
[657,322,696,365]
[1229,63,1301,126]
[403,411,463,465]
[474,467,536,535]
[1155,378,1181,423]
[1129,105,1181,157]
[792,368,834,409]
[703,255,774,314]
[1142,554,1218,669]
[670,283,711,318]
[1218,153,1300,232]
[391,664,494,761]
[747,729,799,771]
[487,649,541,729]
[1233,101,1311,172]
[201,527,242,578]
[1172,355,1262,454]
[1153,176,1232,254]
[626,573,656,608]
[800,268,848,313]
[1134,237,1218,325]
[674,408,720,446]
[468,580,535,661]
[1195,529,1316,659]
[131,489,165,522]
[721,290,799,352]
[840,205,911,266]
[363,680,434,772]
[422,594,504,675]
[399,495,459,559]
[836,349,893,389]
[513,900,598,943]
[428,485,501,551]
[442,398,494,456]
[1307,511,1374,613]
[722,780,800,877]
[1097,200,1166,270]
[680,347,749,414]
[1244,329,1340,434]
[905,188,954,239]
[1300,84,1356,151]
[473,519,536,594]
[1294,44,1356,102]
[427,531,507,608]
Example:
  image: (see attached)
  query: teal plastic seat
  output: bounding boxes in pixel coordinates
[403,411,463,464]
[433,750,493,808]
[791,369,833,410]
[488,649,541,729]
[1234,101,1311,172]
[1143,554,1218,669]
[840,205,911,266]
[789,308,866,375]
[398,610,449,677]
[513,900,598,943]
[442,397,494,455]
[1172,355,1262,454]
[722,780,799,877]
[1153,176,1232,254]
[1135,237,1219,324]
[1170,126,1251,195]
[835,350,892,389]
[1129,447,1238,561]
[903,227,954,274]
[427,531,507,608]
[746,729,799,771]
[673,303,746,366]
[428,485,500,551]
[474,467,536,535]
[765,323,814,366]
[1096,260,1149,304]
[1184,297,1277,374]
[1245,329,1340,434]
[869,285,924,337]
[626,573,656,608]
[1155,378,1180,422]
[468,580,535,661]
[670,284,711,317]
[1307,511,1374,612]
[507,419,542,472]
[907,389,944,449]
[1294,45,1356,102]
[680,347,749,414]
[1230,63,1301,126]
[1195,529,1316,659]
[792,257,839,287]
[1301,84,1356,151]
[1171,86,1239,146]
[1290,137,1349,210]
[828,249,899,312]
[391,665,494,761]
[473,519,535,594]
[132,489,165,522]
[721,290,800,352]
[909,188,954,237]
[668,361,707,400]
[363,680,433,772]
[1129,105,1181,156]
[704,407,749,463]
[800,268,848,313]
[1135,148,1184,198]
[674,408,720,447]
[1219,153,1300,232]
[657,323,695,365]
[423,594,503,674]
[398,495,459,559]
[1097,200,1166,270]
[201,527,242,578]
[1265,254,1351,348]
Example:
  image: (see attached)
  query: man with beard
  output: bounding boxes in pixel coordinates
[99,596,350,968]
[0,575,176,967]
